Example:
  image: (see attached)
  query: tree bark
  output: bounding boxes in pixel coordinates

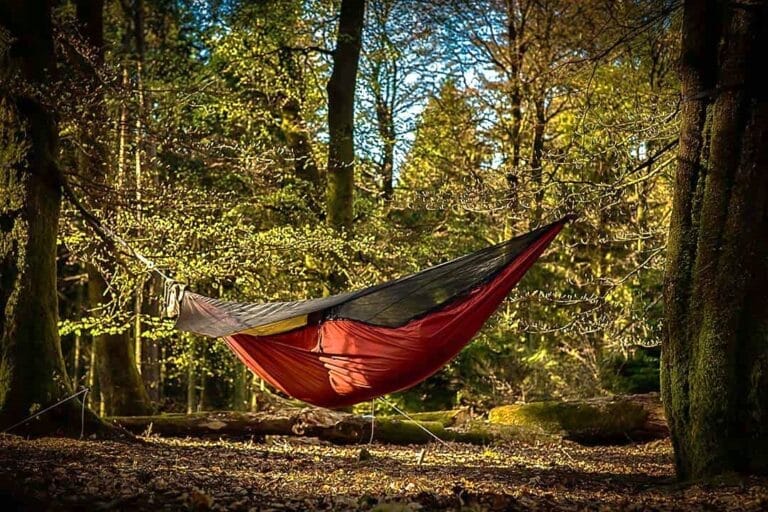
[281,96,321,187]
[326,0,365,229]
[662,0,768,479]
[374,88,395,200]
[506,0,524,173]
[488,394,668,444]
[0,0,112,436]
[87,270,152,416]
[75,0,152,417]
[277,47,321,189]
[530,96,545,226]
[110,409,486,445]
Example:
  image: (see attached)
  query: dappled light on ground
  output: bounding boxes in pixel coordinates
[1,435,766,510]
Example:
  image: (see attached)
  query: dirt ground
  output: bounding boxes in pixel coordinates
[1,434,766,511]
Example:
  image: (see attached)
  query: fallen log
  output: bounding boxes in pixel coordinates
[381,408,472,427]
[110,394,667,446]
[488,393,668,444]
[109,408,484,445]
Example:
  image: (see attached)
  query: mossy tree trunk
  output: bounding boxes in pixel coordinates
[75,0,152,417]
[87,270,152,416]
[277,46,321,191]
[0,0,112,436]
[662,0,768,480]
[326,0,365,230]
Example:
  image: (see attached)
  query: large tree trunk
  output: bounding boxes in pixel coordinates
[75,0,152,417]
[0,0,111,436]
[325,0,365,230]
[662,0,768,480]
[111,396,666,447]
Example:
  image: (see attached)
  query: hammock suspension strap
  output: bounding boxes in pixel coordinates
[377,397,448,447]
[60,179,185,314]
[2,387,90,439]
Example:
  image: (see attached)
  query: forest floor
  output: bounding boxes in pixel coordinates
[1,434,767,511]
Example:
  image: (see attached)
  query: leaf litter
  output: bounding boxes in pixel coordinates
[1,434,766,511]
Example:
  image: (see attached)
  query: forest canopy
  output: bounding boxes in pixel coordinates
[5,0,680,415]
[2,0,768,504]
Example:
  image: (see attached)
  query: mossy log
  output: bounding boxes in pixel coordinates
[381,408,471,427]
[488,393,667,444]
[110,408,485,445]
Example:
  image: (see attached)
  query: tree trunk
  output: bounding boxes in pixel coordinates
[86,336,100,413]
[662,0,768,480]
[326,0,365,229]
[375,91,395,201]
[0,0,111,436]
[132,0,146,377]
[530,96,545,226]
[186,345,196,414]
[75,0,152,417]
[71,281,84,387]
[232,365,249,411]
[506,0,523,172]
[281,96,321,187]
[87,270,152,416]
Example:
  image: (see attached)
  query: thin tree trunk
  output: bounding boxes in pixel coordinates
[662,0,768,479]
[326,0,366,229]
[506,0,523,172]
[197,370,206,412]
[374,91,395,200]
[131,0,162,401]
[281,97,321,187]
[117,67,128,189]
[233,365,248,411]
[134,283,143,374]
[277,45,320,189]
[133,0,146,374]
[72,281,84,386]
[186,340,196,414]
[530,96,545,226]
[87,336,99,412]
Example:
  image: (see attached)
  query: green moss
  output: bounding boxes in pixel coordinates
[380,409,468,427]
[488,399,648,443]
[373,419,448,444]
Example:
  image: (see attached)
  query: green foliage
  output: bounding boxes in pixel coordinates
[601,349,661,394]
[52,0,679,413]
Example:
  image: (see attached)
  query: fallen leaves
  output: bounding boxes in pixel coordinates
[0,433,766,511]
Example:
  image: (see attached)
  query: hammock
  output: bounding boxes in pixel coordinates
[173,217,571,408]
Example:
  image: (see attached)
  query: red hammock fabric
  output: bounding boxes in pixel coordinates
[218,221,565,408]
